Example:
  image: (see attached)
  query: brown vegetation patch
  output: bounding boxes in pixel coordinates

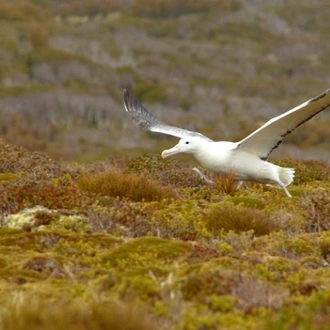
[124,155,200,188]
[80,170,176,202]
[205,204,280,237]
[211,171,241,196]
[299,188,330,232]
[276,158,330,185]
[0,299,156,330]
[0,180,92,214]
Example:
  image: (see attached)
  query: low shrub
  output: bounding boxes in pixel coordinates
[79,170,176,202]
[204,204,280,237]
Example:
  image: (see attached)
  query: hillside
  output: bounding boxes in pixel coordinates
[1,1,330,329]
[0,0,329,162]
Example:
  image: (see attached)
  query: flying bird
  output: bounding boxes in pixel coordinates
[122,88,330,197]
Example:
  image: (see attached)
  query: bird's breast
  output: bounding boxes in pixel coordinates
[193,142,237,173]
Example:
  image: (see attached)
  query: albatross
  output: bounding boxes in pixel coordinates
[122,88,330,197]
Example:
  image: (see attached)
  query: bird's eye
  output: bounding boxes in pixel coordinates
[185,141,190,145]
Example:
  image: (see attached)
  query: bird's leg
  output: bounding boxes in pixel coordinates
[192,167,215,186]
[278,182,292,198]
[234,181,243,189]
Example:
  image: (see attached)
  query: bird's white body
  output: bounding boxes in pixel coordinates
[162,139,294,196]
[193,141,274,182]
[123,88,330,197]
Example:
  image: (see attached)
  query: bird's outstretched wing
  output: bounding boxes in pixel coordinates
[237,88,330,160]
[123,89,213,141]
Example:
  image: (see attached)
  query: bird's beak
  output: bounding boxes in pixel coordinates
[161,144,181,158]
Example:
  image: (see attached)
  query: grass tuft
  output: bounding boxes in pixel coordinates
[204,204,280,237]
[79,170,176,202]
[211,171,242,196]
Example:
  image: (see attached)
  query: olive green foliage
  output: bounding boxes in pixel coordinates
[0,173,19,182]
[103,237,191,269]
[266,292,330,330]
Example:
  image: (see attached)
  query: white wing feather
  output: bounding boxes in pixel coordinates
[237,88,330,160]
[123,89,213,141]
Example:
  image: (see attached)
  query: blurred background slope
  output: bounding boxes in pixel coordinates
[0,0,329,163]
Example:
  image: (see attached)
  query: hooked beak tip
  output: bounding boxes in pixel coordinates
[161,145,180,159]
[161,150,168,159]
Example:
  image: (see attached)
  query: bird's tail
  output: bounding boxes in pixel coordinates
[277,167,295,186]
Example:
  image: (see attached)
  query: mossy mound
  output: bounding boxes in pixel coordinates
[0,173,19,182]
[103,237,191,271]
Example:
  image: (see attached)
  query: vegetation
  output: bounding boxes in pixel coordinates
[79,170,176,202]
[0,141,330,329]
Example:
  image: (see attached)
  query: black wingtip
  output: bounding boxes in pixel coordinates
[308,88,330,104]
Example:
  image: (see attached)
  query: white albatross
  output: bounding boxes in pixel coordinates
[122,88,330,197]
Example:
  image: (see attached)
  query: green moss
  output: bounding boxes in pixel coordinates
[151,300,169,317]
[117,274,159,300]
[266,292,330,329]
[224,196,266,209]
[183,306,251,330]
[102,237,191,270]
[0,228,48,251]
[0,173,19,182]
[208,294,235,313]
[284,235,319,257]
[53,214,90,233]
[318,231,330,260]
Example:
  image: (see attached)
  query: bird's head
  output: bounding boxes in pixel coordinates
[161,138,200,158]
